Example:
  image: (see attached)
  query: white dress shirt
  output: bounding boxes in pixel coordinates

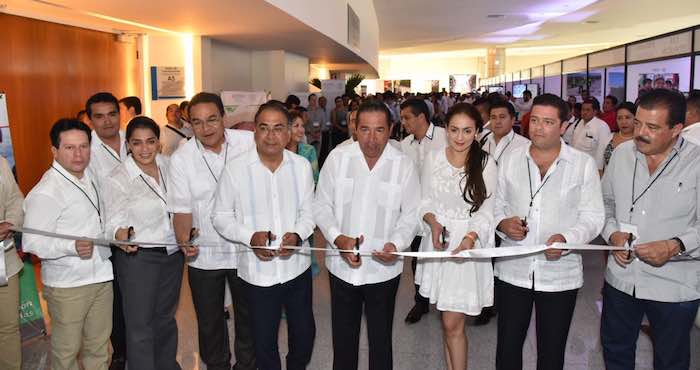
[514,98,533,114]
[161,124,192,156]
[337,137,401,151]
[481,129,530,165]
[681,122,700,146]
[562,116,580,145]
[494,141,605,292]
[211,149,315,287]
[88,130,127,188]
[103,155,178,254]
[571,116,612,170]
[400,123,447,172]
[22,162,112,288]
[167,129,255,270]
[313,142,421,286]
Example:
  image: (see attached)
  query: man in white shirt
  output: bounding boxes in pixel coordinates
[85,92,128,369]
[336,110,358,148]
[681,90,700,146]
[161,103,193,155]
[167,92,256,370]
[600,89,700,370]
[493,94,605,370]
[570,98,612,174]
[514,90,533,116]
[212,102,316,370]
[399,98,447,324]
[0,156,24,370]
[314,101,420,370]
[484,100,530,164]
[23,119,114,370]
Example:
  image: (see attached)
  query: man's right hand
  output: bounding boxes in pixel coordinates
[75,240,94,259]
[334,234,363,267]
[497,216,528,241]
[251,231,276,261]
[430,221,446,250]
[609,231,633,268]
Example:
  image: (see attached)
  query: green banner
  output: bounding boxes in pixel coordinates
[18,259,46,340]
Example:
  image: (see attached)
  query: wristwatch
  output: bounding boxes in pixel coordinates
[671,237,686,255]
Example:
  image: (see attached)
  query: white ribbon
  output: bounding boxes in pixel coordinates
[0,239,8,286]
[11,226,628,259]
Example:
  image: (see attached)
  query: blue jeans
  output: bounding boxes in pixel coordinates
[601,282,699,370]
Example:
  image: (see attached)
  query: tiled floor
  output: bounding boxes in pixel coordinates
[22,251,700,369]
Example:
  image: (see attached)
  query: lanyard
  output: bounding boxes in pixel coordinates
[139,166,167,206]
[629,140,683,218]
[51,166,101,224]
[166,125,187,139]
[101,143,121,163]
[526,157,560,217]
[494,135,514,164]
[197,140,229,183]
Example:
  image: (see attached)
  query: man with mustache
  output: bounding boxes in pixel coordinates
[86,92,129,370]
[601,88,700,370]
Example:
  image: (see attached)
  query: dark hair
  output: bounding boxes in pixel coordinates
[188,92,225,118]
[399,98,430,122]
[532,94,569,123]
[126,116,160,140]
[179,100,189,111]
[523,90,532,97]
[616,101,637,116]
[637,88,686,127]
[50,118,92,148]
[289,110,304,123]
[119,96,142,115]
[76,110,87,120]
[285,94,301,109]
[307,94,316,102]
[605,95,619,107]
[85,92,118,118]
[686,90,700,116]
[582,98,600,112]
[445,103,488,215]
[574,102,582,112]
[357,100,391,127]
[472,97,490,109]
[255,101,291,126]
[489,100,516,118]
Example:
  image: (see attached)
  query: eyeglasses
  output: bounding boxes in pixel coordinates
[191,117,221,129]
[257,124,289,135]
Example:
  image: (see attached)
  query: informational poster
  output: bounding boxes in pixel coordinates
[0,93,15,169]
[626,57,691,101]
[606,66,625,103]
[220,91,268,128]
[150,66,186,100]
[321,79,346,103]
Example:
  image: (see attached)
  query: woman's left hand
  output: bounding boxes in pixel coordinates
[451,232,477,255]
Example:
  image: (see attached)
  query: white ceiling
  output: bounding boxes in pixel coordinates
[2,0,378,75]
[375,0,700,56]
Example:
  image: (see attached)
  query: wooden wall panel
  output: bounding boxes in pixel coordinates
[0,13,140,193]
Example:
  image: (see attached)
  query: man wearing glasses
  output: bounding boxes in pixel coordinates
[167,92,256,370]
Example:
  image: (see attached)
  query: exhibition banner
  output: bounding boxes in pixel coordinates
[220,91,268,127]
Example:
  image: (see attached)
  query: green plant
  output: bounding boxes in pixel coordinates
[345,73,365,96]
[310,78,322,89]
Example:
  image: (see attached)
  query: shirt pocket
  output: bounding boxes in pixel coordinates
[377,182,402,211]
[578,132,597,153]
[657,177,695,220]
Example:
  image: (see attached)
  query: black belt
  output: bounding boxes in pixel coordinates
[138,247,168,254]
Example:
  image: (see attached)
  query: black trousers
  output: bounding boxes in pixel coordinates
[109,246,127,360]
[243,268,315,370]
[495,278,578,370]
[409,236,428,306]
[188,266,256,370]
[115,248,184,370]
[329,273,401,370]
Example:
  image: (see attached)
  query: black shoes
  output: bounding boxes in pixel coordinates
[471,307,496,326]
[109,357,126,370]
[404,303,429,324]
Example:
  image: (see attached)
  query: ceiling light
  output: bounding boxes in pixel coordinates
[584,20,599,24]
[487,14,505,19]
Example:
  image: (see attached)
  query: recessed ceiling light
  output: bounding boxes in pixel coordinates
[584,20,599,24]
[487,14,505,19]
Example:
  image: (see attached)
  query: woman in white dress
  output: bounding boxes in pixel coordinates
[415,102,497,370]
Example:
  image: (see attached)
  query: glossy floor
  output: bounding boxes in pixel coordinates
[22,251,700,369]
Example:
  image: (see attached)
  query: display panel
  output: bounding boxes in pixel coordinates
[626,57,691,101]
[531,77,544,96]
[563,72,587,101]
[606,66,625,103]
[588,69,604,103]
[544,75,562,96]
[527,83,539,96]
[513,84,527,98]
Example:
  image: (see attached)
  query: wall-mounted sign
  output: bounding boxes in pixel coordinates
[150,66,185,100]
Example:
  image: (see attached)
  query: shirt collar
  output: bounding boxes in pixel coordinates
[525,139,576,164]
[245,147,293,168]
[51,160,93,184]
[412,122,436,143]
[91,130,126,157]
[681,122,700,133]
[124,155,166,181]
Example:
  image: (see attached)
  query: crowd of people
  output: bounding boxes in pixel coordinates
[0,86,698,370]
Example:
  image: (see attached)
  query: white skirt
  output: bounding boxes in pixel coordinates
[414,217,494,315]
